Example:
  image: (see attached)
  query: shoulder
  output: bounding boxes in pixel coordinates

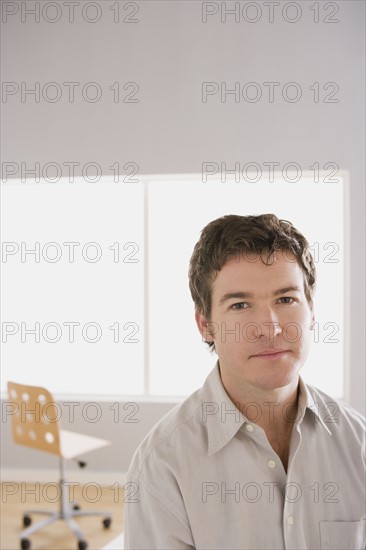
[126,385,205,481]
[306,382,366,436]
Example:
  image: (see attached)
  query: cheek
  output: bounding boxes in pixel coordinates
[285,317,312,350]
[268,308,312,348]
[284,324,306,347]
[282,305,311,328]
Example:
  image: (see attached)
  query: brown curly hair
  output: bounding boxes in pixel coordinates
[188,213,316,352]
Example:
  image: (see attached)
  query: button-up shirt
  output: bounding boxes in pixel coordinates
[124,360,366,549]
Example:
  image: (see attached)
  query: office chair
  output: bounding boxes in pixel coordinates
[7,381,113,550]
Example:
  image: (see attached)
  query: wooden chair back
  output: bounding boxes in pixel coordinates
[7,381,61,456]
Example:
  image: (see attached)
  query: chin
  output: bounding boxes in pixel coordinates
[252,365,299,390]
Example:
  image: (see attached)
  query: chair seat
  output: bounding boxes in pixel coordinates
[60,429,110,459]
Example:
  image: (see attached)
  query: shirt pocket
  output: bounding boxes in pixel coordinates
[319,519,366,550]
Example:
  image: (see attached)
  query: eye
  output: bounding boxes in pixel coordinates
[231,302,248,310]
[278,297,295,304]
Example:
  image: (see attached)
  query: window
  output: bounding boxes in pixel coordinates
[148,175,347,399]
[1,173,348,399]
[1,179,144,396]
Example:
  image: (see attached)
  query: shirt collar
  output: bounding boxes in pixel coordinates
[297,375,333,436]
[201,360,332,456]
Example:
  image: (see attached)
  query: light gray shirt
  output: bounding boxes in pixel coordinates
[124,361,366,549]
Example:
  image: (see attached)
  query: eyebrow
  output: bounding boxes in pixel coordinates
[218,286,302,306]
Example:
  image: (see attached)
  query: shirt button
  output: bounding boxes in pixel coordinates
[246,424,254,432]
[267,460,276,469]
[288,516,294,526]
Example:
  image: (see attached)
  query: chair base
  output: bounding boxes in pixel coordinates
[20,507,112,538]
[18,465,112,550]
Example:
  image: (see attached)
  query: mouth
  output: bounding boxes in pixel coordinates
[251,350,289,359]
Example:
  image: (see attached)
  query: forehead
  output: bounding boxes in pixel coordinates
[212,251,305,298]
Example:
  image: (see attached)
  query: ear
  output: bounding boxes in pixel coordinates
[310,307,316,330]
[195,308,215,343]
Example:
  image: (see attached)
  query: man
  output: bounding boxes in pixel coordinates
[124,214,365,549]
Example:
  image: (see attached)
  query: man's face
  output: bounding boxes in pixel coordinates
[195,250,315,392]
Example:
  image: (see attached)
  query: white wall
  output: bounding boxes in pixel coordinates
[1,1,365,474]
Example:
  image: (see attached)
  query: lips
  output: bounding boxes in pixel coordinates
[252,349,288,357]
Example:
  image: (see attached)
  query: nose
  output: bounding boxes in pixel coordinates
[258,320,283,342]
[247,308,283,343]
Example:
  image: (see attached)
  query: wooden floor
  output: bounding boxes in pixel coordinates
[1,482,124,550]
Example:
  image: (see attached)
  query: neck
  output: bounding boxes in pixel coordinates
[219,364,300,436]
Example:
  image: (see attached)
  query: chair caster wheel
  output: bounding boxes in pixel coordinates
[23,515,32,527]
[78,540,88,550]
[21,539,31,550]
[103,517,112,529]
[73,504,81,510]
